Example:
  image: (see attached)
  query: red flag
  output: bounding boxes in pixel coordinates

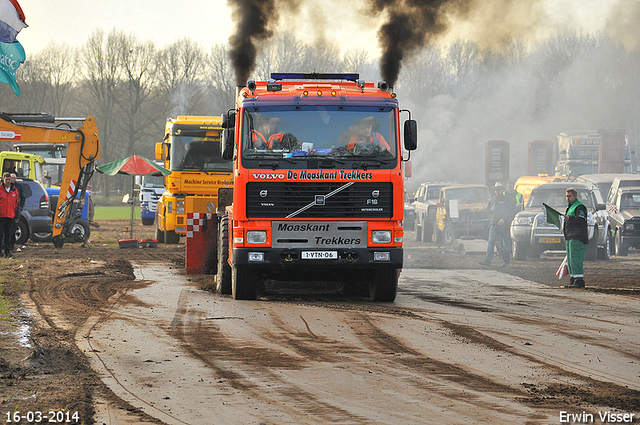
[0,0,27,44]
[556,255,568,279]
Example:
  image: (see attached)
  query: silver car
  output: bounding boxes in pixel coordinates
[510,182,611,261]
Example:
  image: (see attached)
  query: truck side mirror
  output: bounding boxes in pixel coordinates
[404,119,417,151]
[221,111,236,129]
[155,142,163,160]
[221,129,234,160]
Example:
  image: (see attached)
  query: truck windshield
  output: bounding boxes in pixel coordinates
[143,175,165,188]
[240,107,397,163]
[170,129,232,172]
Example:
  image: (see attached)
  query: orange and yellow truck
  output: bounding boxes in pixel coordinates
[154,116,234,244]
[216,73,417,301]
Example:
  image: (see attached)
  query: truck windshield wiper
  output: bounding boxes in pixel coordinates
[257,157,297,168]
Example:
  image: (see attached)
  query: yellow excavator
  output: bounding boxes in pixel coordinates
[0,113,100,248]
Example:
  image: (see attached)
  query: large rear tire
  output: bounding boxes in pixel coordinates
[585,228,598,261]
[442,223,455,246]
[422,220,432,243]
[512,240,529,260]
[615,231,629,256]
[232,265,258,300]
[142,217,154,226]
[165,229,180,244]
[598,231,611,260]
[216,215,231,294]
[369,268,398,302]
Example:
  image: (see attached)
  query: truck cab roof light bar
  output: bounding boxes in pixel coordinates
[270,72,360,81]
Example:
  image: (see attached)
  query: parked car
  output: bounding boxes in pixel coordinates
[433,184,491,245]
[605,175,640,205]
[577,173,640,201]
[606,186,640,256]
[14,178,53,245]
[403,191,416,231]
[514,175,569,205]
[413,182,455,242]
[510,182,611,261]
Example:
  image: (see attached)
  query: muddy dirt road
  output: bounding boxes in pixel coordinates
[1,222,639,424]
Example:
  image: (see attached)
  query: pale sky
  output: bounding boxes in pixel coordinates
[16,0,625,57]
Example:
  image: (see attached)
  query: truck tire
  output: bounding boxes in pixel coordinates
[442,223,455,246]
[216,215,231,294]
[512,240,529,261]
[155,210,165,243]
[615,231,629,256]
[422,220,432,243]
[15,218,29,246]
[141,217,154,226]
[232,265,258,300]
[585,228,598,261]
[598,230,611,260]
[70,219,91,242]
[369,268,398,302]
[165,229,180,244]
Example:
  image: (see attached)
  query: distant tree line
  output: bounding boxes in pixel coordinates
[1,29,639,194]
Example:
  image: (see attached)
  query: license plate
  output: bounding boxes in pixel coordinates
[301,251,338,260]
[539,237,561,244]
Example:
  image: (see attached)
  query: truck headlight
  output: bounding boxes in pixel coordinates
[372,230,392,243]
[177,207,185,214]
[625,223,635,230]
[516,216,533,225]
[247,230,267,244]
[177,200,185,207]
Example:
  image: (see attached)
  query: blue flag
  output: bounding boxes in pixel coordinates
[0,39,24,95]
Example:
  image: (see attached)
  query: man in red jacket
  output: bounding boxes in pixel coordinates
[0,172,20,258]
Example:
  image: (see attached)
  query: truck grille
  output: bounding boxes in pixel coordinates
[246,182,393,218]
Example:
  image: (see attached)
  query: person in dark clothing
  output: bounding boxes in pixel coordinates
[0,172,20,258]
[2,159,17,175]
[564,188,588,288]
[480,182,518,266]
[504,181,523,211]
[9,173,25,253]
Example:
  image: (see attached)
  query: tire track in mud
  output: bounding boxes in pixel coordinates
[169,298,374,424]
[402,293,640,411]
[274,294,640,413]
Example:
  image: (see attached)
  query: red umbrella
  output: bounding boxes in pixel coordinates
[96,154,170,239]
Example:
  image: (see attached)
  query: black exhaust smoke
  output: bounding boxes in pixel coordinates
[372,0,449,88]
[227,0,278,86]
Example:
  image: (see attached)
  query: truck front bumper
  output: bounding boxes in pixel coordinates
[233,246,403,280]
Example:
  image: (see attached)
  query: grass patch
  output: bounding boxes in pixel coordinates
[0,285,11,316]
[94,206,141,220]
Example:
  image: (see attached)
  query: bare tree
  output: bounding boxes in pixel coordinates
[80,29,123,195]
[156,38,208,116]
[206,43,236,113]
[37,42,78,116]
[255,33,305,79]
[343,49,369,75]
[114,33,161,158]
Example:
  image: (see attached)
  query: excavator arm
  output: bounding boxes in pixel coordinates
[0,113,100,247]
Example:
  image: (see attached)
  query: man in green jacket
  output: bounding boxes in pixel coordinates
[564,188,588,288]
